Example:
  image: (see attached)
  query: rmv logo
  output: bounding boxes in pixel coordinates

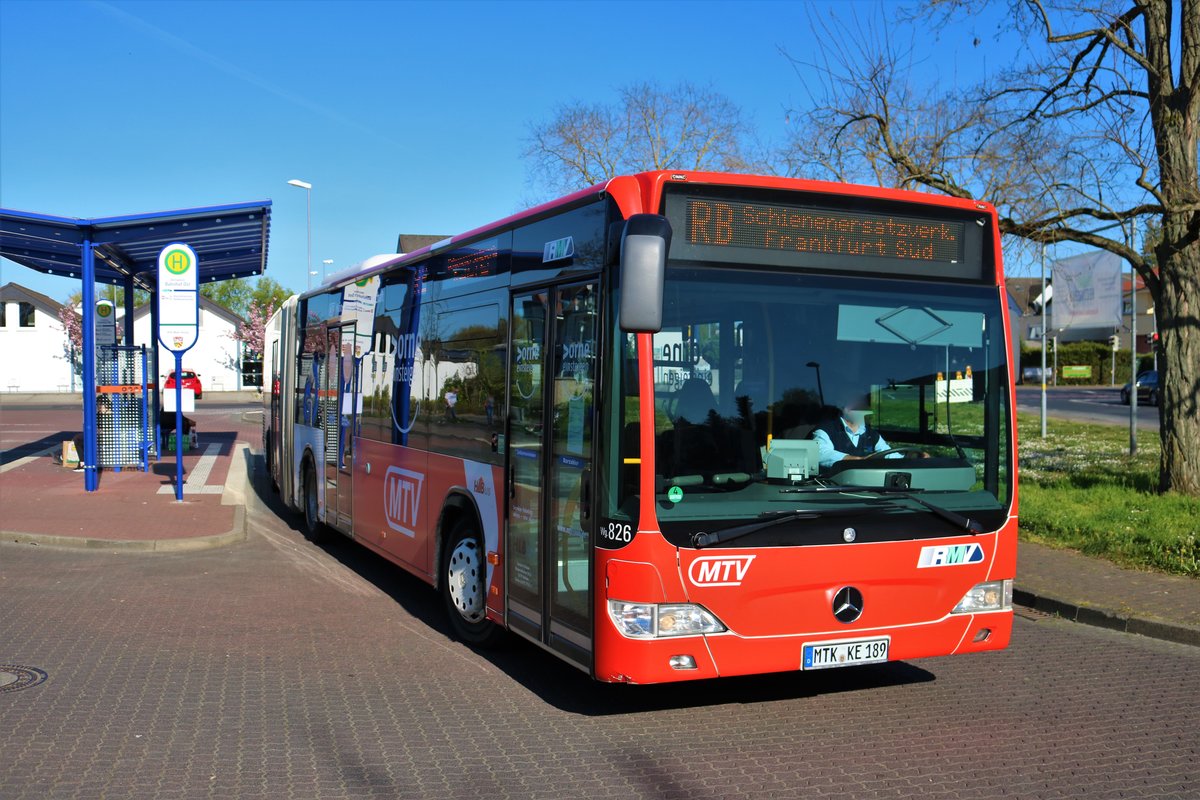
[688,555,756,587]
[384,467,424,538]
[917,543,985,568]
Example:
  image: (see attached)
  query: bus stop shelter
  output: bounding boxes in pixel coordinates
[0,202,272,491]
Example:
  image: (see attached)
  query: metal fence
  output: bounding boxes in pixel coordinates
[96,345,152,469]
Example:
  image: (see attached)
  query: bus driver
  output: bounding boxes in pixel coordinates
[810,392,918,470]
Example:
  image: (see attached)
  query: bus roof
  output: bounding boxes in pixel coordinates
[311,171,998,295]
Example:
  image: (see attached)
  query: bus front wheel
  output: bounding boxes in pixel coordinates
[442,517,504,647]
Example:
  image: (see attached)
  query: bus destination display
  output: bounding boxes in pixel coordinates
[686,198,965,263]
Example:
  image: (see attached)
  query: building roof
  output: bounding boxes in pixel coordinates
[0,281,65,317]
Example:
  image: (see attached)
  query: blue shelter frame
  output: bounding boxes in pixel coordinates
[0,202,272,491]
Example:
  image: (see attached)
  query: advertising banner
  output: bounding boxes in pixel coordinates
[342,276,380,358]
[1052,251,1123,330]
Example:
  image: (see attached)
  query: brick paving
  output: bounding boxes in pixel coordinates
[1,524,1198,799]
[1,394,1198,798]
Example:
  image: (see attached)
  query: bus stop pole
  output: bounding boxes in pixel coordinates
[174,352,185,502]
[81,238,99,491]
[1128,226,1138,457]
[150,294,162,459]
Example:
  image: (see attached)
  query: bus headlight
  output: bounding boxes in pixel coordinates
[952,579,1013,614]
[608,601,726,638]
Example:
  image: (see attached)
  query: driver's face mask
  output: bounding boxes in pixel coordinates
[843,409,868,427]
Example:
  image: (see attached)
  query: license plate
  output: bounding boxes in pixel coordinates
[802,637,889,670]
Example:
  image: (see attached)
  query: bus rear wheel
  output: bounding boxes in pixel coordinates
[302,460,326,544]
[264,434,279,493]
[442,517,504,647]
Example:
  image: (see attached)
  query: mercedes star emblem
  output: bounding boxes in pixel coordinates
[833,586,864,623]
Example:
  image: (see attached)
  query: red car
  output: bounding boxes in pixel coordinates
[164,370,203,399]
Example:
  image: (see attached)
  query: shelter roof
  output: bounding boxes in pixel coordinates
[0,201,271,291]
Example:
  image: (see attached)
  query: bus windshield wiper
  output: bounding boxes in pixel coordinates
[779,484,982,534]
[691,510,819,549]
[799,485,983,534]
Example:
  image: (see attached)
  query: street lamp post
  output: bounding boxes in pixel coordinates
[288,179,313,290]
[1040,244,1047,438]
[1126,225,1137,457]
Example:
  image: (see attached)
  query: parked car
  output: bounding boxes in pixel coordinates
[1020,366,1050,384]
[164,370,203,400]
[1120,370,1158,405]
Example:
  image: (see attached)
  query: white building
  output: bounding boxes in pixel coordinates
[0,282,249,393]
[0,283,75,392]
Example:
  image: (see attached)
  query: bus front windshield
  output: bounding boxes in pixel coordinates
[611,266,1013,546]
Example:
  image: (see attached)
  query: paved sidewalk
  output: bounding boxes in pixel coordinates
[1016,540,1200,646]
[0,399,254,551]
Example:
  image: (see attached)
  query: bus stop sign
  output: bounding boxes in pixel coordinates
[157,242,199,502]
[157,243,199,353]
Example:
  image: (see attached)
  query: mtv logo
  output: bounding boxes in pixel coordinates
[688,555,756,587]
[384,467,424,538]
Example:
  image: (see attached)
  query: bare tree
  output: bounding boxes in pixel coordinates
[524,81,761,196]
[786,0,1200,495]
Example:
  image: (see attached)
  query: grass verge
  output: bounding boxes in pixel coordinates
[1017,413,1198,577]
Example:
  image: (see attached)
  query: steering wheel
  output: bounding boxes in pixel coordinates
[863,446,927,459]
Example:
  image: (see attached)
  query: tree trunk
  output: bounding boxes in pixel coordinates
[1155,236,1200,495]
[1143,0,1200,494]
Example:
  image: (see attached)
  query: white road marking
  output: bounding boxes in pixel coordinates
[157,443,225,494]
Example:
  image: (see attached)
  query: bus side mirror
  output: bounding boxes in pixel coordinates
[619,214,671,333]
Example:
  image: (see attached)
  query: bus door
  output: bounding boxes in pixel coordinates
[506,282,598,668]
[325,323,357,531]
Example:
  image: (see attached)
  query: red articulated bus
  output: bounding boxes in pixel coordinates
[264,171,1017,683]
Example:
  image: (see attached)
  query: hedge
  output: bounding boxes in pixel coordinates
[1019,341,1155,385]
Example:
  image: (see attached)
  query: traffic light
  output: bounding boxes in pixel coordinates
[1109,334,1120,351]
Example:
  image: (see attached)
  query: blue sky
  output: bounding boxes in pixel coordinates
[2,0,1027,303]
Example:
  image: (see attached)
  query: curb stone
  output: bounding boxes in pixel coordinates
[1013,587,1200,647]
[0,506,246,553]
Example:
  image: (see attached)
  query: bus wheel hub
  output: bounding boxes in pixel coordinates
[448,541,483,620]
